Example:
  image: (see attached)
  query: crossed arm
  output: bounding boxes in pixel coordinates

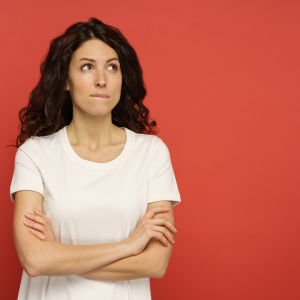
[76,200,176,281]
[15,193,176,280]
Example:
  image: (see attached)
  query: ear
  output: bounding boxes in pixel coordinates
[65,80,69,91]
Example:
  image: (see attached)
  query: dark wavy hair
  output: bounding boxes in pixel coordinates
[9,17,157,148]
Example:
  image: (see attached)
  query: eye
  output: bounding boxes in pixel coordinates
[80,64,118,71]
[81,64,92,71]
[107,64,118,71]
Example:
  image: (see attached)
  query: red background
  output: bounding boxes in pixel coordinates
[1,0,300,299]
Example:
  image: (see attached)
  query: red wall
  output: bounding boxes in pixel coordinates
[1,0,299,299]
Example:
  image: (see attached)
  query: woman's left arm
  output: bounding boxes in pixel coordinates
[78,200,175,281]
[24,200,176,281]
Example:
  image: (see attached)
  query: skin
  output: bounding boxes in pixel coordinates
[65,38,126,161]
[20,39,177,280]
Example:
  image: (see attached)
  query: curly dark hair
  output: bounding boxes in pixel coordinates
[9,17,158,148]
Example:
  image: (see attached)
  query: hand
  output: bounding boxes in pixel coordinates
[124,206,177,256]
[23,209,56,242]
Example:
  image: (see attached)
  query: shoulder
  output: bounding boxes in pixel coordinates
[128,128,166,149]
[149,136,170,160]
[17,137,36,159]
[130,130,169,157]
[17,131,60,159]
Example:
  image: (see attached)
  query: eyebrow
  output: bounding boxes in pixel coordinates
[77,57,119,63]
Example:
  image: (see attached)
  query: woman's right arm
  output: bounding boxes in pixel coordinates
[13,190,133,278]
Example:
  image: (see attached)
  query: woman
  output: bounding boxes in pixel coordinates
[9,17,181,300]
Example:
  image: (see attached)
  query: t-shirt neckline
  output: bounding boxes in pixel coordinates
[58,125,134,171]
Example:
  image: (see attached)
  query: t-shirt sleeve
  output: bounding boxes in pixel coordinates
[147,136,181,207]
[10,138,44,203]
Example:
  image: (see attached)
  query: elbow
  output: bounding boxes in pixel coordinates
[21,241,55,277]
[22,252,42,278]
[146,240,173,279]
[154,261,168,279]
[155,271,166,279]
[152,251,173,279]
[155,248,173,279]
[22,257,39,278]
[25,265,39,278]
[155,267,167,279]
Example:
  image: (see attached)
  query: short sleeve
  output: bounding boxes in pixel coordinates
[148,137,181,207]
[10,138,44,203]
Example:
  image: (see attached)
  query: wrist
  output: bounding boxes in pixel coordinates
[119,239,134,257]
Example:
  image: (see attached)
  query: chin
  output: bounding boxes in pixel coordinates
[86,105,114,116]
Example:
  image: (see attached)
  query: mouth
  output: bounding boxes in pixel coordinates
[90,94,110,98]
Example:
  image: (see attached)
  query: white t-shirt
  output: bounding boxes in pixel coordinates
[10,125,181,300]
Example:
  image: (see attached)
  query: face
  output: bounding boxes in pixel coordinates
[65,39,122,116]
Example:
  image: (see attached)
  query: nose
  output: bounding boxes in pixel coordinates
[95,68,107,87]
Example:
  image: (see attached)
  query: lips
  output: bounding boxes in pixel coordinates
[90,93,109,98]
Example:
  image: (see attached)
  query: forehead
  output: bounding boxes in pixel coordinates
[72,39,118,61]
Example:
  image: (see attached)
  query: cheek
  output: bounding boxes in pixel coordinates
[68,71,90,91]
[74,77,90,92]
[112,76,122,94]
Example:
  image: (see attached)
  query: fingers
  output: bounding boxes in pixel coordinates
[24,209,48,239]
[150,217,177,233]
[23,220,46,233]
[144,206,170,219]
[150,225,175,245]
[29,228,46,240]
[152,231,169,247]
[25,213,47,225]
[34,209,50,224]
[140,216,177,246]
[140,217,177,233]
[25,210,49,226]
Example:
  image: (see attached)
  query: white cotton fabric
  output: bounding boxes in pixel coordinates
[10,125,181,300]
